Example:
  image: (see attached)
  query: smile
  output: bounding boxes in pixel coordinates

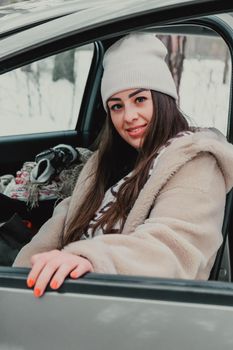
[126,124,147,137]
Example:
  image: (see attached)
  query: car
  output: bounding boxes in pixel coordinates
[0,0,233,349]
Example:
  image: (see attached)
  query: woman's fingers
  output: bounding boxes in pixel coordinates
[26,250,94,297]
[27,260,45,289]
[33,260,62,297]
[49,262,79,290]
[70,260,94,279]
[27,250,59,289]
[50,258,94,288]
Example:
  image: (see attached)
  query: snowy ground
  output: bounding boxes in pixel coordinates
[0,55,231,137]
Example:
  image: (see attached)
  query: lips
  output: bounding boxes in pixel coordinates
[126,124,147,137]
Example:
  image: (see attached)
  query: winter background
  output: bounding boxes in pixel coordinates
[0,35,231,138]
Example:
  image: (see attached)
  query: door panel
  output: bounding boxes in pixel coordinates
[1,269,233,350]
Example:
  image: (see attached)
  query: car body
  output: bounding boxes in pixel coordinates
[0,1,233,349]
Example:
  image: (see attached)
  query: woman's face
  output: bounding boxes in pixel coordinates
[107,88,153,149]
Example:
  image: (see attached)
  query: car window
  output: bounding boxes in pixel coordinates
[0,43,94,136]
[155,28,231,135]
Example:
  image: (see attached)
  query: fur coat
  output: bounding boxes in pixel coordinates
[13,128,233,280]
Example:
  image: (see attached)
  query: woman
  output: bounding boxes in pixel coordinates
[14,32,233,297]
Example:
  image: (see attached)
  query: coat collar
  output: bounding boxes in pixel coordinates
[122,128,233,234]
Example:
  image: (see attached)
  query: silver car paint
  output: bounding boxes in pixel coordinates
[1,287,233,350]
[0,0,213,59]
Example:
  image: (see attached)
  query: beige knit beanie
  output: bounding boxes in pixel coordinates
[101,32,178,110]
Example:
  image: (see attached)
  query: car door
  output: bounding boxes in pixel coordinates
[0,1,233,349]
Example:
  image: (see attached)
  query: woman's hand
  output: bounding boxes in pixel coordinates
[26,249,94,297]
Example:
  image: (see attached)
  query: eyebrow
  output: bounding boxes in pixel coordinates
[128,88,148,98]
[107,89,148,103]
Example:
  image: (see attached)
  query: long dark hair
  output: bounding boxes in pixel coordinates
[61,90,190,247]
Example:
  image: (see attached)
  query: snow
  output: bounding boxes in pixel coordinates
[0,46,94,135]
[0,52,231,137]
[180,58,231,134]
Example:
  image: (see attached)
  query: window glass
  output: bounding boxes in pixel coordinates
[0,43,94,136]
[156,30,231,135]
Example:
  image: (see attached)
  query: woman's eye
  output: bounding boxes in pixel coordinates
[110,104,122,111]
[135,96,146,103]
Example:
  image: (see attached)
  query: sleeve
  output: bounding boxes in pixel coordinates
[62,153,226,280]
[13,197,70,267]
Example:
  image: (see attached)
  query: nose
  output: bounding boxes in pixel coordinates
[123,104,138,123]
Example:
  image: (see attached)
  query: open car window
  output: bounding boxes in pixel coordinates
[153,26,231,135]
[0,2,233,349]
[0,43,94,136]
[0,19,232,271]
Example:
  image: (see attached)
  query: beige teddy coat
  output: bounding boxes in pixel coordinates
[14,129,233,280]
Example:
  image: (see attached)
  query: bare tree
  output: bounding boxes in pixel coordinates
[223,46,230,84]
[157,35,187,102]
[52,50,75,84]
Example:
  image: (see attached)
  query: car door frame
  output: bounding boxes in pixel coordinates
[1,2,233,342]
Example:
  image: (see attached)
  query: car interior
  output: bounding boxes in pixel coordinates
[0,15,233,283]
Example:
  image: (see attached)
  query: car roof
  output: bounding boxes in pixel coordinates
[0,0,111,36]
[0,0,232,63]
[0,0,222,37]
